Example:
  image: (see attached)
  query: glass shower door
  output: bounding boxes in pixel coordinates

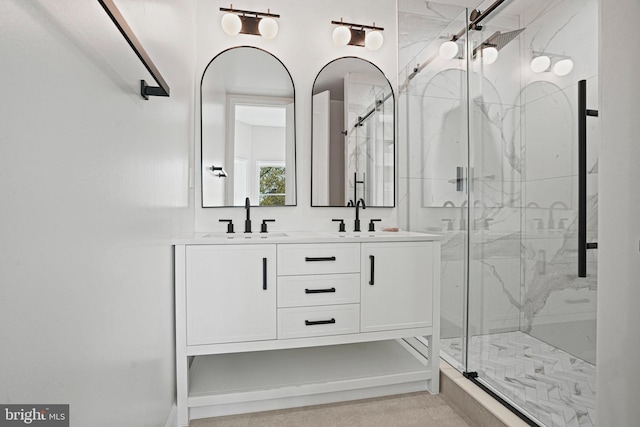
[398,3,470,372]
[466,0,599,425]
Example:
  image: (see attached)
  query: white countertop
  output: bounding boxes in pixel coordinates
[172,230,443,245]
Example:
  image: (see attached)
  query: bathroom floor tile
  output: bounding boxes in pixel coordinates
[189,392,470,427]
[442,331,596,427]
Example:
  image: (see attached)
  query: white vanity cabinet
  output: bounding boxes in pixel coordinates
[186,245,276,345]
[361,242,434,333]
[174,232,441,427]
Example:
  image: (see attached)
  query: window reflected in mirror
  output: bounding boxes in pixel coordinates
[201,47,296,207]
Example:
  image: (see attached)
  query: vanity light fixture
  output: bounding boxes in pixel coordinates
[220,5,280,39]
[331,18,384,50]
[530,51,574,76]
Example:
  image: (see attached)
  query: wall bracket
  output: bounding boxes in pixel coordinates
[98,0,170,100]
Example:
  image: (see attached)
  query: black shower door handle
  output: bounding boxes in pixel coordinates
[578,80,599,278]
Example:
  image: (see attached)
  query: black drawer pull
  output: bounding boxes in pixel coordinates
[305,318,336,326]
[369,255,375,285]
[305,256,336,262]
[262,258,267,290]
[305,287,336,294]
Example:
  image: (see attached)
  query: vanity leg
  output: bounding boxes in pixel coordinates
[175,245,189,426]
[430,244,441,393]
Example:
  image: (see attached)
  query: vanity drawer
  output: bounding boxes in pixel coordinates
[277,243,360,275]
[278,274,360,308]
[278,304,360,339]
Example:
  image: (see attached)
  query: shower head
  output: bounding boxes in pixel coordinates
[489,28,525,51]
[473,28,525,57]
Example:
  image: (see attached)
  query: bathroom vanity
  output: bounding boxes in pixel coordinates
[173,231,441,426]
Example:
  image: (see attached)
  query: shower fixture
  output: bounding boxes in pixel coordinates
[472,28,525,64]
[438,0,520,63]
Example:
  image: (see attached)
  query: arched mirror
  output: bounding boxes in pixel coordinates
[311,57,394,207]
[201,47,296,207]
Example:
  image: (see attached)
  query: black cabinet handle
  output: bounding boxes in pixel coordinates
[305,287,336,294]
[369,255,375,285]
[262,257,267,290]
[305,318,336,326]
[305,256,336,262]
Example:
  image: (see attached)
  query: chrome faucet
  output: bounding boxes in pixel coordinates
[354,198,366,232]
[244,197,252,233]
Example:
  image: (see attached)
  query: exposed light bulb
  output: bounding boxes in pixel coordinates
[365,30,384,51]
[333,26,351,46]
[530,55,551,73]
[553,58,574,76]
[258,17,278,39]
[221,13,241,35]
[439,40,459,60]
[480,46,498,65]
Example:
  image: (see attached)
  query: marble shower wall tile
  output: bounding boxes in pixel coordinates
[520,0,598,93]
[398,0,467,74]
[399,0,599,351]
[519,0,599,343]
[520,195,598,334]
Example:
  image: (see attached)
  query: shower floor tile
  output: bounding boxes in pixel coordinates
[441,331,596,427]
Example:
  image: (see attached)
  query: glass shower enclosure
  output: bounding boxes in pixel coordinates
[398,1,598,425]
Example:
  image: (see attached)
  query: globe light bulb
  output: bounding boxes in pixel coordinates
[365,30,384,51]
[258,17,278,39]
[221,13,241,35]
[553,58,574,76]
[530,55,551,73]
[439,40,459,60]
[333,26,351,46]
[480,46,498,65]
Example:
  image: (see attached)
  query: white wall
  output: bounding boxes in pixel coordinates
[194,0,399,232]
[597,0,640,424]
[0,1,194,426]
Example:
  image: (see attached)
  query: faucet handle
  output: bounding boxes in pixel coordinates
[219,219,234,234]
[368,219,382,232]
[480,218,494,230]
[441,219,454,231]
[332,219,346,232]
[260,219,275,233]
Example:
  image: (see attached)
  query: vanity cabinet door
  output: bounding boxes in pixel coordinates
[360,242,434,333]
[186,244,276,345]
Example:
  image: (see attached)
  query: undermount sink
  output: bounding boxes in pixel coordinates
[202,232,289,239]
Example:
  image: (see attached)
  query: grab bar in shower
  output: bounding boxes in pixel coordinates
[98,0,170,100]
[578,79,598,278]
